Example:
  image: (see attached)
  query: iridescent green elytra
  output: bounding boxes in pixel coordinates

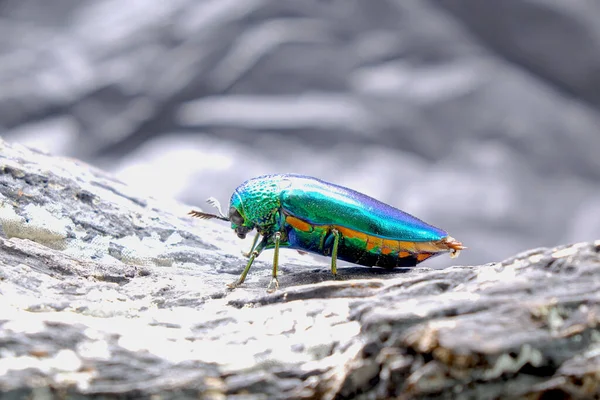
[190,174,465,291]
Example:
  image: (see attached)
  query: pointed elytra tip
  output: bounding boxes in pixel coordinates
[444,236,466,258]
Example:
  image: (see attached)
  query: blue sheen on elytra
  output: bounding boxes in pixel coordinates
[279,174,447,242]
[235,174,447,242]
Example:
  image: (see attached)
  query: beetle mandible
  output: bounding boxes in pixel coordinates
[189,174,465,292]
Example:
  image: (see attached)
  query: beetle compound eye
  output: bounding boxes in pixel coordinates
[229,207,245,226]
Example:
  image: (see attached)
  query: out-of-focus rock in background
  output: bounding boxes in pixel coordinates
[1,0,600,267]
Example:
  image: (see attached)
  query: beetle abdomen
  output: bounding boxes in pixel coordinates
[284,215,462,268]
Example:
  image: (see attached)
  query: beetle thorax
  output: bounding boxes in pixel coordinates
[233,178,281,232]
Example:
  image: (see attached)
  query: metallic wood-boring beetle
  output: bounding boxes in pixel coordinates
[190,174,465,291]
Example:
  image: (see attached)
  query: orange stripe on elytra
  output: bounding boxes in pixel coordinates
[285,215,312,232]
[366,236,383,252]
[383,239,399,254]
[381,247,392,255]
[417,253,433,262]
[413,241,443,252]
[311,225,439,262]
[398,241,417,253]
[336,226,368,241]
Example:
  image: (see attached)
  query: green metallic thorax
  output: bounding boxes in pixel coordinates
[230,177,282,235]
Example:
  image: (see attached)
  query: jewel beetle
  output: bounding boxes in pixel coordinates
[189,174,465,291]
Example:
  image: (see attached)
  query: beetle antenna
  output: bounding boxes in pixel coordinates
[188,197,229,222]
[188,210,229,221]
[206,197,228,219]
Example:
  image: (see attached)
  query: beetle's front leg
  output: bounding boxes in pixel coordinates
[228,236,268,289]
[330,228,340,278]
[242,232,260,258]
[267,231,282,293]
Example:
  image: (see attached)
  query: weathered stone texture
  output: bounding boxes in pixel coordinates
[1,140,600,399]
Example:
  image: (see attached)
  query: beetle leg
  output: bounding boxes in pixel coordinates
[267,231,282,293]
[228,236,268,289]
[330,228,340,277]
[241,232,260,258]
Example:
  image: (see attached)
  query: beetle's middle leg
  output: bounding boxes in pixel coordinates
[330,228,340,278]
[267,231,282,293]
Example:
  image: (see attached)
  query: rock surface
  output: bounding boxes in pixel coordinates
[1,139,600,399]
[2,0,600,271]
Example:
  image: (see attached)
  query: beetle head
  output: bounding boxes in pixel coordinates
[188,196,254,239]
[228,191,255,239]
[188,190,256,239]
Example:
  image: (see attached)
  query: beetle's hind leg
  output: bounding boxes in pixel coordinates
[267,232,282,293]
[242,232,260,258]
[330,228,340,278]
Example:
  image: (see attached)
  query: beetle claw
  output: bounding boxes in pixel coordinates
[267,277,279,293]
[227,280,241,290]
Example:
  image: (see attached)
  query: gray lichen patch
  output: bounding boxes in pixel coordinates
[0,201,182,267]
[110,234,176,267]
[0,139,222,269]
[0,203,70,249]
[0,136,262,299]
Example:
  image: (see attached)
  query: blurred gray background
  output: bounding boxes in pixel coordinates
[2,0,600,267]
